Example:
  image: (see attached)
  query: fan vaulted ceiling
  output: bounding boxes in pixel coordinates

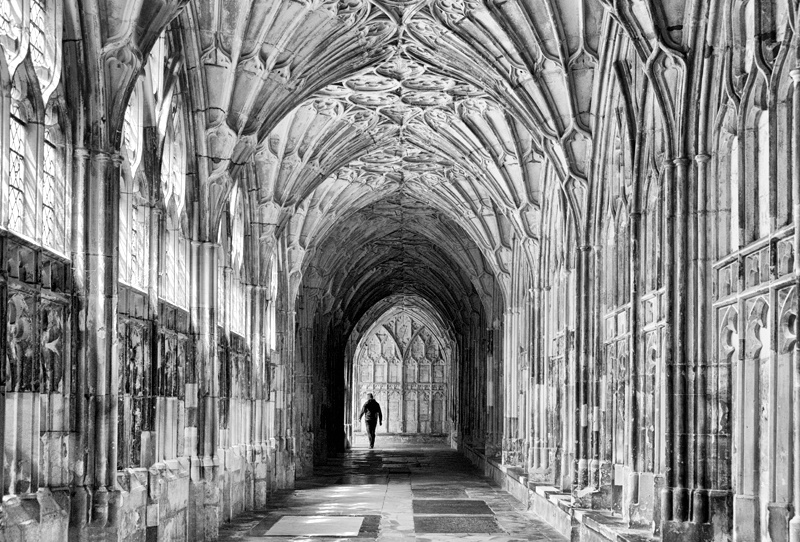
[168,0,689,317]
[183,0,605,304]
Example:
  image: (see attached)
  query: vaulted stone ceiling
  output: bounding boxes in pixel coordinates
[175,0,691,322]
[213,0,603,316]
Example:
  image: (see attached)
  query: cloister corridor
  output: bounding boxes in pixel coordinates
[3,0,800,541]
[217,444,567,541]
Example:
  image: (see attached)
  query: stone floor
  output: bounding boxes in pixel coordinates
[219,443,567,541]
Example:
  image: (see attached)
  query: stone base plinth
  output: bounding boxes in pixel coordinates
[2,442,290,542]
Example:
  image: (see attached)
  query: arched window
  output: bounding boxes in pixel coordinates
[0,3,12,35]
[159,104,188,308]
[730,136,740,252]
[757,112,770,237]
[119,86,149,291]
[643,172,664,293]
[160,216,188,308]
[29,0,46,68]
[267,250,278,351]
[7,99,27,235]
[229,185,246,335]
[42,101,69,254]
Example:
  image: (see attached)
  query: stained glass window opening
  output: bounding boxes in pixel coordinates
[8,113,26,235]
[267,251,278,351]
[160,216,188,310]
[30,0,47,67]
[41,139,57,251]
[0,1,12,35]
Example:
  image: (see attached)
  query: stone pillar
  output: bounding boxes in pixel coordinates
[661,152,719,541]
[529,283,543,479]
[574,244,593,502]
[661,158,677,527]
[662,155,710,541]
[145,204,162,466]
[790,67,800,542]
[188,240,219,540]
[673,156,692,522]
[693,152,711,525]
[248,283,269,508]
[73,148,121,535]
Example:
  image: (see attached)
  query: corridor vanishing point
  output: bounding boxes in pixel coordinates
[0,0,796,541]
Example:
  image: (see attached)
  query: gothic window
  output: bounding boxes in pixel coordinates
[643,173,664,293]
[159,104,188,308]
[119,86,149,291]
[8,105,26,235]
[160,216,188,308]
[267,251,278,351]
[41,104,69,255]
[149,34,166,105]
[0,1,11,35]
[757,112,770,237]
[229,185,246,336]
[730,136,740,252]
[29,0,46,68]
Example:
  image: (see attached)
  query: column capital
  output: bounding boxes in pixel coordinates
[89,149,115,163]
[673,156,692,167]
[695,153,711,164]
[191,240,221,249]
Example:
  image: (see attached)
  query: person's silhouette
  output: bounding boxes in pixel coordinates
[358,393,383,449]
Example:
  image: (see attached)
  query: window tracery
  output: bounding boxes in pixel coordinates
[119,87,149,291]
[267,251,278,351]
[29,0,46,68]
[229,185,246,335]
[8,107,26,235]
[160,216,188,308]
[0,2,12,36]
[41,104,68,255]
[159,102,188,308]
[757,112,770,237]
[730,136,740,252]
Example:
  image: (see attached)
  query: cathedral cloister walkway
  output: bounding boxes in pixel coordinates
[218,444,566,542]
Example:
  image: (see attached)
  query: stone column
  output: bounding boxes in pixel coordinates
[574,244,593,500]
[73,148,121,533]
[693,152,711,525]
[673,155,692,523]
[188,240,220,539]
[529,283,543,479]
[790,67,800,542]
[661,158,677,526]
[623,168,646,527]
[146,204,162,465]
[534,284,546,477]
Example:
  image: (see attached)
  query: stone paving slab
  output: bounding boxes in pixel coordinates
[412,488,468,499]
[412,499,493,515]
[218,444,568,541]
[264,516,364,537]
[413,515,502,533]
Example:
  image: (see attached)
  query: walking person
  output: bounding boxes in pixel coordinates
[358,393,383,449]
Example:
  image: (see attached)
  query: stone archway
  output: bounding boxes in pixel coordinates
[350,304,454,447]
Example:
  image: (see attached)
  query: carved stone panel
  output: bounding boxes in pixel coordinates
[353,310,452,436]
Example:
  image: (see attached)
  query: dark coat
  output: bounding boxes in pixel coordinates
[359,398,382,424]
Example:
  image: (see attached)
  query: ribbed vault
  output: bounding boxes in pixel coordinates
[262,0,600,465]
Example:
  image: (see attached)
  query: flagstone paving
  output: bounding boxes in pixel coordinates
[218,443,567,541]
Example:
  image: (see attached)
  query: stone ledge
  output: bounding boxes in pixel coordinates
[2,489,70,541]
[461,444,659,542]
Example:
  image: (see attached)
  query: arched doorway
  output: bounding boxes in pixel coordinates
[346,299,456,448]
